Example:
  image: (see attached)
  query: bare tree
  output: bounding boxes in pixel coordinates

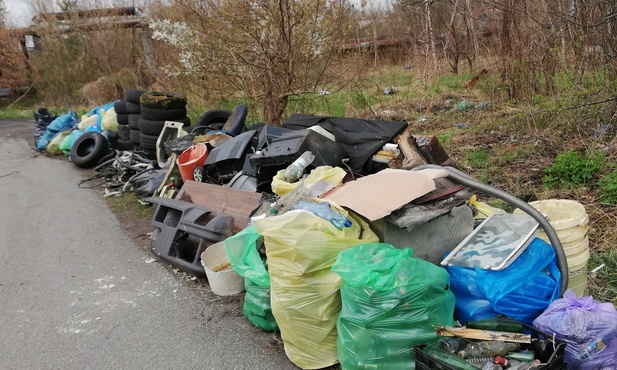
[152,0,357,124]
[0,0,5,28]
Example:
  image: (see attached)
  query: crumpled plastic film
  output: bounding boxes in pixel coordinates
[253,207,378,369]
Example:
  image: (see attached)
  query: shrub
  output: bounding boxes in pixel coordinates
[542,150,606,189]
[598,168,617,204]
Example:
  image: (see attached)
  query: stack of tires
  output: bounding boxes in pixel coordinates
[138,92,190,159]
[114,89,147,151]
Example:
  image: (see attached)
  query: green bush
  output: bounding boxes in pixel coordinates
[542,150,606,189]
[599,168,617,204]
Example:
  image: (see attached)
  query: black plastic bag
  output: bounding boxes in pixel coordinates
[164,134,196,155]
[131,169,168,198]
[33,108,57,146]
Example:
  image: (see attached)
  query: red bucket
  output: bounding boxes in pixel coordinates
[177,143,208,182]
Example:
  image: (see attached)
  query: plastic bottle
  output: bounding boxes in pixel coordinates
[458,341,521,359]
[506,350,535,362]
[293,201,352,229]
[423,347,478,370]
[494,355,520,368]
[437,338,466,354]
[481,363,502,370]
[580,331,617,359]
[507,360,541,370]
[466,356,495,369]
[283,151,315,183]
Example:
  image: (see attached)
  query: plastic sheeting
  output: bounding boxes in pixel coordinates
[332,243,456,370]
[253,207,378,369]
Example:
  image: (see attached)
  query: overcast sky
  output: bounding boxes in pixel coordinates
[3,0,392,28]
[4,0,32,27]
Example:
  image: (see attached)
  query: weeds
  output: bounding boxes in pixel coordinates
[543,151,606,189]
[598,169,617,204]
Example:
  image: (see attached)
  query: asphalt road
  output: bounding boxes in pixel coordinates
[0,119,297,370]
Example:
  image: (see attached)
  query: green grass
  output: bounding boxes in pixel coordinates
[466,149,491,168]
[105,193,154,221]
[588,248,617,306]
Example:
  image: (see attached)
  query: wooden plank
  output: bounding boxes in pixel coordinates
[435,326,532,344]
[176,180,261,234]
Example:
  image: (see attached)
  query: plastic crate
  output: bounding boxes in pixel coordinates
[414,330,566,370]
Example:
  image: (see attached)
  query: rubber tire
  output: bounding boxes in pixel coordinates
[140,92,187,109]
[117,124,130,141]
[70,132,109,169]
[116,139,134,151]
[125,102,141,114]
[128,114,141,130]
[117,113,129,125]
[140,106,187,121]
[130,129,141,144]
[114,101,128,114]
[195,109,232,130]
[139,132,159,151]
[125,89,148,104]
[138,118,165,136]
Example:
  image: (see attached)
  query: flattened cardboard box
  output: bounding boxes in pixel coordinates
[321,169,441,221]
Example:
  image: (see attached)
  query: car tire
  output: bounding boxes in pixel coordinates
[117,124,130,141]
[125,102,141,114]
[114,101,128,114]
[70,132,109,169]
[140,106,187,121]
[125,89,148,104]
[117,113,129,125]
[138,118,165,136]
[116,139,133,151]
[139,132,159,151]
[195,109,232,130]
[130,129,140,144]
[128,114,141,130]
[140,92,187,109]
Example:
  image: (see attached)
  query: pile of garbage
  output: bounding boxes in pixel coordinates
[34,90,616,370]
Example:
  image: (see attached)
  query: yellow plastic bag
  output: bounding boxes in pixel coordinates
[253,205,378,369]
[78,114,98,132]
[468,194,506,219]
[271,166,346,196]
[101,107,118,132]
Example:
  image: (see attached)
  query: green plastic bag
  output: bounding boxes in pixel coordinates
[224,225,278,332]
[332,243,456,370]
[59,131,74,156]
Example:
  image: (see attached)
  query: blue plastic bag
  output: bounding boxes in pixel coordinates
[534,290,617,369]
[447,237,561,325]
[36,110,79,150]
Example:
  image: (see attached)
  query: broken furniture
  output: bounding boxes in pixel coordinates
[146,197,235,277]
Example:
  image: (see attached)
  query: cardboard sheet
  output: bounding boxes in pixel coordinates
[321,169,436,221]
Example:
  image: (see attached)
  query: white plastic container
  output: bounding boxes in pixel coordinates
[527,199,590,296]
[201,241,245,296]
